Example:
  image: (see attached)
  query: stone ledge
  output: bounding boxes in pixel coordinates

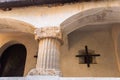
[0,76,120,80]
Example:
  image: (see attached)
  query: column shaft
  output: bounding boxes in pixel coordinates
[28,27,63,76]
[36,38,60,71]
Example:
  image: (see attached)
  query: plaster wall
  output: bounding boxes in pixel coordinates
[0,0,120,77]
[0,32,38,76]
[60,26,120,77]
[111,26,120,72]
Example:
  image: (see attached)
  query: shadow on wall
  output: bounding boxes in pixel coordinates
[68,24,111,48]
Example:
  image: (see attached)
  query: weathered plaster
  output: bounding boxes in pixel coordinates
[0,1,120,28]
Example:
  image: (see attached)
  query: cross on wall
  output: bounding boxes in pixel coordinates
[76,45,100,67]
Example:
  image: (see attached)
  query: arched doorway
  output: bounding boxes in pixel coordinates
[0,44,27,77]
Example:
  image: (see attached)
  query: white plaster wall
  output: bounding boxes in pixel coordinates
[0,1,120,28]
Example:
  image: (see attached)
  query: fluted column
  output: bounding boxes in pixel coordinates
[28,27,63,76]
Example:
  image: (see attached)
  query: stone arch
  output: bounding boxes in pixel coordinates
[0,18,35,34]
[60,6,120,51]
[60,7,120,35]
[0,40,25,56]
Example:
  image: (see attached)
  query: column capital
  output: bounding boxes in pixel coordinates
[34,27,63,44]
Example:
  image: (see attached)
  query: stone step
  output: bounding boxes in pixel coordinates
[0,76,120,80]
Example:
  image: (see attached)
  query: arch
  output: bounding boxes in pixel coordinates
[0,43,27,77]
[0,41,23,56]
[0,18,35,34]
[60,7,120,35]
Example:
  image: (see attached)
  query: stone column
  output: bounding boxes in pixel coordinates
[28,27,63,76]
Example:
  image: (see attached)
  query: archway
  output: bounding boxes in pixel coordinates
[0,44,27,77]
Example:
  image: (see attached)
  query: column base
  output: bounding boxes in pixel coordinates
[28,68,61,76]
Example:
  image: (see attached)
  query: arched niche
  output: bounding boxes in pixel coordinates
[0,43,27,77]
[60,7,120,77]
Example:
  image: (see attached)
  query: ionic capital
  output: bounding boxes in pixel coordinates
[34,27,63,44]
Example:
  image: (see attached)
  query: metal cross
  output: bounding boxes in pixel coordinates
[76,45,100,67]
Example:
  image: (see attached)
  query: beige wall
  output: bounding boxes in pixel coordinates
[112,26,120,72]
[0,0,120,77]
[0,32,38,76]
[0,25,120,77]
[60,25,120,77]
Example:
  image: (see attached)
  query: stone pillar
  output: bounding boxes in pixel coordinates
[28,27,63,76]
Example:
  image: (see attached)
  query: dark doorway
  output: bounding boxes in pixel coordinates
[0,44,27,77]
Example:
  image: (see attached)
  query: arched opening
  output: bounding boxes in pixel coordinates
[0,44,27,77]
